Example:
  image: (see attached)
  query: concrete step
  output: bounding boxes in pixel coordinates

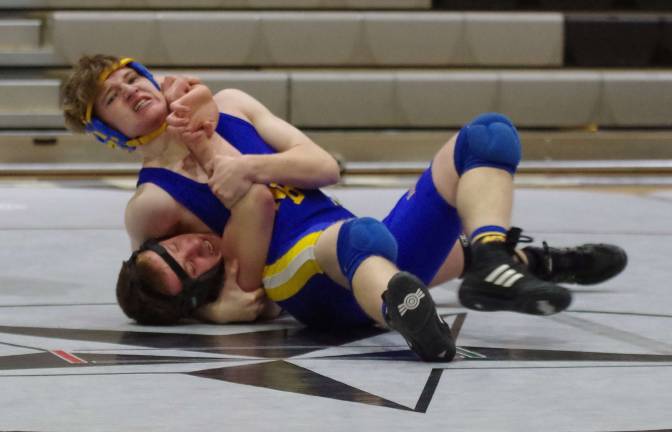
[1,130,672,164]
[0,49,65,67]
[48,11,562,68]
[0,19,41,51]
[5,70,672,128]
[0,0,431,10]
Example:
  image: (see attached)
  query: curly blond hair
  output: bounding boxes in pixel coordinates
[61,54,120,133]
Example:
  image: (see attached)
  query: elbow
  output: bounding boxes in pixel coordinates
[250,184,276,216]
[322,156,342,186]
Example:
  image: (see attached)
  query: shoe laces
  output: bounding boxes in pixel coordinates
[504,226,533,254]
[541,241,554,277]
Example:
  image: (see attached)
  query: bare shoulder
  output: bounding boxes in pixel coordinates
[213,88,252,105]
[213,88,266,117]
[125,185,180,246]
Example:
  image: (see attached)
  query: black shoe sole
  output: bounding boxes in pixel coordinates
[383,272,456,362]
[458,283,572,316]
[574,244,628,285]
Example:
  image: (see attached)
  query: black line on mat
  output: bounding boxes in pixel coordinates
[414,368,443,413]
[3,363,671,380]
[0,341,47,353]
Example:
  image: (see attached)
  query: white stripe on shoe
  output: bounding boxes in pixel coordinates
[485,264,524,287]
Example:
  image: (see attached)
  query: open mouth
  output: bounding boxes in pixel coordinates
[133,98,151,112]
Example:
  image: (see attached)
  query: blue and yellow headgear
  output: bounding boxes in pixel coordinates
[82,57,167,152]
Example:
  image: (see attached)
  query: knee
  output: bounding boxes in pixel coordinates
[453,112,521,176]
[337,217,398,284]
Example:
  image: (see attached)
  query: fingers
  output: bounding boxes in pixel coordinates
[169,100,191,116]
[250,287,266,302]
[186,75,202,86]
[165,112,189,128]
[161,75,175,92]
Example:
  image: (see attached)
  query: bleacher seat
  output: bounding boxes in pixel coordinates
[5,71,672,130]
[599,72,672,127]
[396,72,498,126]
[0,20,41,50]
[50,12,564,67]
[0,0,431,10]
[0,80,63,129]
[498,71,601,127]
[2,4,672,134]
[462,13,563,66]
[171,71,289,118]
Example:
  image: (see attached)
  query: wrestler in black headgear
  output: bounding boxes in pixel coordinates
[117,239,223,325]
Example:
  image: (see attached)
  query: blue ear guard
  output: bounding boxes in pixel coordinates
[82,57,166,151]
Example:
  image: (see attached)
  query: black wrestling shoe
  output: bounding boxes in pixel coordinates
[382,272,456,362]
[459,232,572,316]
[523,242,627,285]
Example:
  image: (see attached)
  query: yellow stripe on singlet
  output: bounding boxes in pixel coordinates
[262,231,324,302]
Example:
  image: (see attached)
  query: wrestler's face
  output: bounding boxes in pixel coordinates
[146,233,224,296]
[93,67,168,138]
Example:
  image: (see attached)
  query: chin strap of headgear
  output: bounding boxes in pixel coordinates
[81,57,167,152]
[135,239,224,317]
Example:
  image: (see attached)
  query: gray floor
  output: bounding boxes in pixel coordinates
[0,180,671,432]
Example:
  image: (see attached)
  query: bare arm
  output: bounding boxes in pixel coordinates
[124,187,181,250]
[214,88,341,188]
[190,184,278,324]
[221,184,276,291]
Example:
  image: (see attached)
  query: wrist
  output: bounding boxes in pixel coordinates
[241,154,263,184]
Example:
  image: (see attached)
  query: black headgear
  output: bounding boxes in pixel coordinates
[132,239,224,317]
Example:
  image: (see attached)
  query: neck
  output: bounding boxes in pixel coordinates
[138,129,190,168]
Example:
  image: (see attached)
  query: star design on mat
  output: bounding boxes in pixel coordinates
[2,313,672,413]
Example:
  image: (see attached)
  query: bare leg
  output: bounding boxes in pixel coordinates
[429,240,464,286]
[429,133,513,238]
[456,168,513,236]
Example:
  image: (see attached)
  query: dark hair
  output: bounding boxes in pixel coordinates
[115,252,183,325]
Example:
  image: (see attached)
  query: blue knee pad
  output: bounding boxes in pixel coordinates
[453,112,521,175]
[337,217,398,284]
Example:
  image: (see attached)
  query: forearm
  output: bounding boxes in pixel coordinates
[244,145,340,188]
[221,184,276,291]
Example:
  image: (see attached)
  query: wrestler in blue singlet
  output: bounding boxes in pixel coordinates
[137,112,462,328]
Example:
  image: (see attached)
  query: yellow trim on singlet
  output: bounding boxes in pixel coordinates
[262,231,324,302]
